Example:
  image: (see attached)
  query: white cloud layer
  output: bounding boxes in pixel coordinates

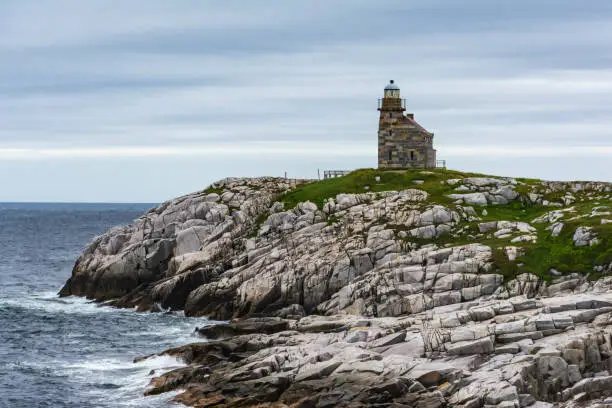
[0,142,372,160]
[0,144,610,161]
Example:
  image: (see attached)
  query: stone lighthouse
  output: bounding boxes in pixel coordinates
[377,80,436,168]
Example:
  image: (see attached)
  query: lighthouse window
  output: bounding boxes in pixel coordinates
[388,151,392,161]
[410,151,415,160]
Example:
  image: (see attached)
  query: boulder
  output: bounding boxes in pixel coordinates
[295,360,342,382]
[197,317,292,339]
[368,331,407,348]
[447,193,488,206]
[446,337,494,355]
[573,226,599,247]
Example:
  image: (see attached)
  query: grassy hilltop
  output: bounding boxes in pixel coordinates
[277,168,612,283]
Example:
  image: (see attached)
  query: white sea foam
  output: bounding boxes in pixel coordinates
[61,355,187,407]
[122,327,198,345]
[64,354,184,374]
[2,288,212,406]
[0,290,128,315]
[8,345,191,406]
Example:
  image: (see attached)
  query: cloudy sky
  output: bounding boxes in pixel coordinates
[1,0,611,202]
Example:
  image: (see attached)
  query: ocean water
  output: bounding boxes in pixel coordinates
[0,203,210,408]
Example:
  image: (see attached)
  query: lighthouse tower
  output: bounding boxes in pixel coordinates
[377,80,436,169]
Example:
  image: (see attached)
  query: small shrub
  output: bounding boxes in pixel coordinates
[204,185,224,195]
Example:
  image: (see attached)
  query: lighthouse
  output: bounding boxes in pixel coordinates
[377,80,436,169]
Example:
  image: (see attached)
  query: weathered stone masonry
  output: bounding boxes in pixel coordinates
[378,80,437,169]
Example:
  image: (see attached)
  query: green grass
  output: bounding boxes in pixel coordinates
[480,201,548,223]
[327,214,340,226]
[279,167,495,209]
[204,185,224,195]
[490,247,521,282]
[247,212,269,238]
[485,197,612,282]
[516,219,612,281]
[515,177,541,185]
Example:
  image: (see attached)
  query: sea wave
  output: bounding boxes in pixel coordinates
[63,355,186,407]
[0,290,209,407]
[0,204,184,407]
[0,290,126,315]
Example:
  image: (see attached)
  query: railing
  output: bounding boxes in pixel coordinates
[377,98,406,110]
[323,170,351,180]
[436,160,446,169]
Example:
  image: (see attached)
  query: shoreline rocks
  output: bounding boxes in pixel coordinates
[137,292,612,407]
[58,172,612,407]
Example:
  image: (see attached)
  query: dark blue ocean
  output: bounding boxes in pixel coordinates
[0,203,210,407]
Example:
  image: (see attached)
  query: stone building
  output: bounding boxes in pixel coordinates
[378,80,436,168]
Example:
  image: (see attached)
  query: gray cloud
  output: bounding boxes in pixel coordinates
[0,0,611,201]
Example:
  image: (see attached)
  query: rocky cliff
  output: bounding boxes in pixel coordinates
[60,168,612,407]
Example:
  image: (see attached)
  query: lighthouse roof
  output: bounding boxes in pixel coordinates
[384,80,400,90]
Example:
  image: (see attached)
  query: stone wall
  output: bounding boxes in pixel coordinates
[377,106,436,169]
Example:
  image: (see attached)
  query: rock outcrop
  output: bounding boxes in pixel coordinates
[59,169,612,407]
[140,291,612,407]
[59,177,307,310]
